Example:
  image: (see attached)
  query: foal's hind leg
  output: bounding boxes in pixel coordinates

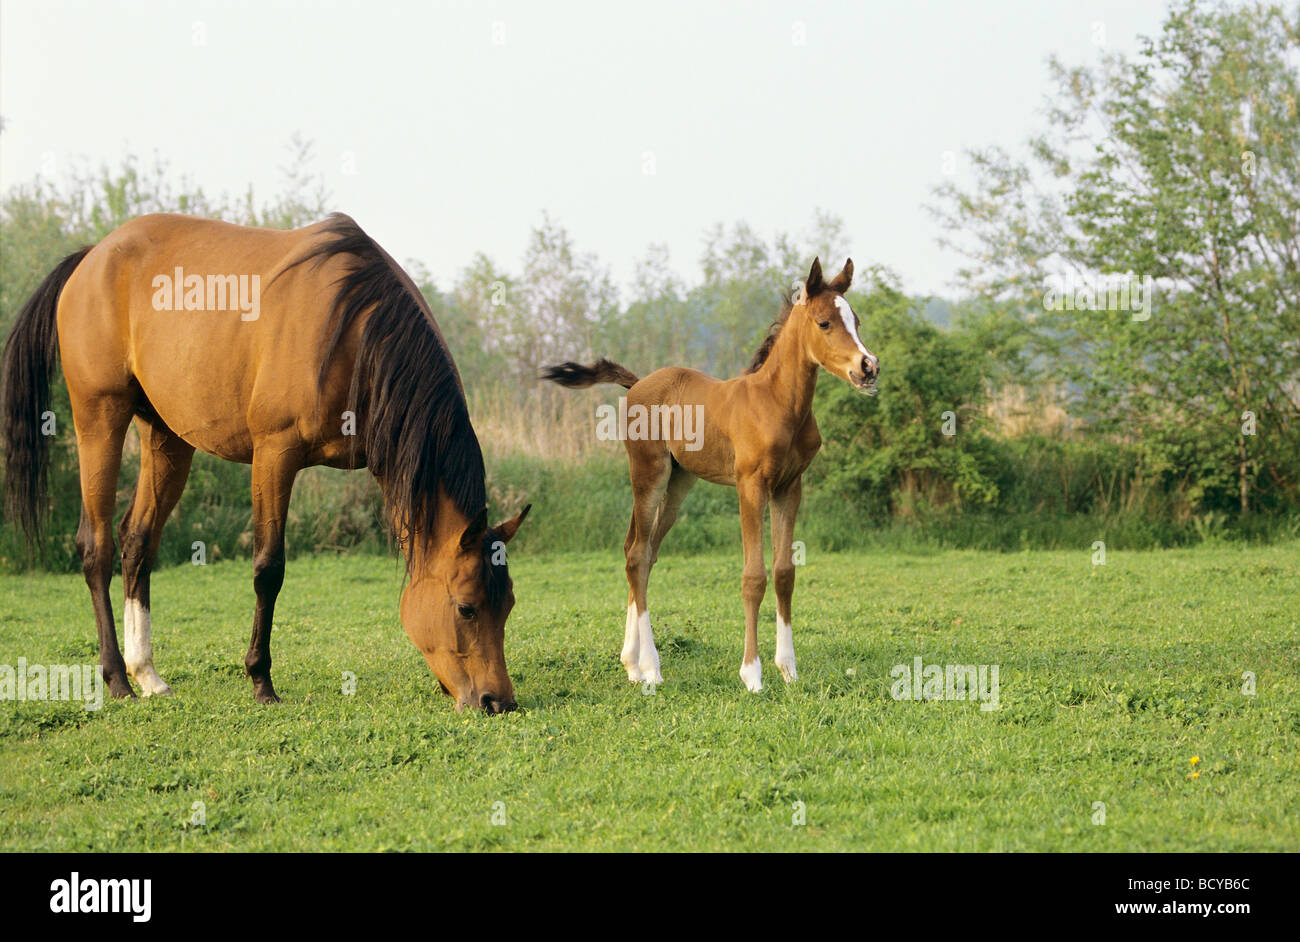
[621,464,696,682]
[70,395,136,698]
[119,417,195,696]
[244,442,301,703]
[649,465,696,568]
[622,447,672,684]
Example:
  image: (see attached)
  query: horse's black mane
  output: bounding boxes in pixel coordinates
[286,214,506,603]
[745,290,795,374]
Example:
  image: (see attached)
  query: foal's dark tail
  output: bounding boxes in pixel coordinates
[2,246,93,545]
[541,358,640,390]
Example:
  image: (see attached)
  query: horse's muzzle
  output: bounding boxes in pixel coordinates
[460,692,517,714]
[850,357,879,393]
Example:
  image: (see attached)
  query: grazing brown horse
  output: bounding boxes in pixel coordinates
[2,213,529,712]
[544,258,876,692]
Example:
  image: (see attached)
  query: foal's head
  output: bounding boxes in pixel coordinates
[399,501,531,714]
[793,258,879,392]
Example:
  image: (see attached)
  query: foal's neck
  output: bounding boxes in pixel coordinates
[753,318,818,418]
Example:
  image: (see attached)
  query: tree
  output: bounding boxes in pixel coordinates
[932,0,1300,514]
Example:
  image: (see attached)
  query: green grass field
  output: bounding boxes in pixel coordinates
[1,542,1297,851]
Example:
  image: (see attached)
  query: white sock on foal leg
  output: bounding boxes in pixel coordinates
[620,602,641,682]
[739,656,762,693]
[636,610,662,685]
[775,613,798,682]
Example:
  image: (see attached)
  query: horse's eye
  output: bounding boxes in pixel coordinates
[457,603,477,620]
[817,320,831,330]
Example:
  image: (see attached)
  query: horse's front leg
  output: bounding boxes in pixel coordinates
[737,473,770,692]
[770,478,802,682]
[245,444,301,703]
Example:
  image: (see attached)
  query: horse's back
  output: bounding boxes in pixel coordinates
[57,214,354,463]
[628,365,719,404]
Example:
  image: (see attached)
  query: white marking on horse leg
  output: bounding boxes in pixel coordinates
[123,598,172,697]
[775,614,798,682]
[636,610,662,685]
[739,656,762,693]
[620,602,642,683]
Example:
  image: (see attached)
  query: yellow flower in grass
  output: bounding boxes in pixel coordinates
[1190,756,1200,766]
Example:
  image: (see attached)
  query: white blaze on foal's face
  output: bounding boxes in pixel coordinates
[830,296,878,389]
[834,297,876,366]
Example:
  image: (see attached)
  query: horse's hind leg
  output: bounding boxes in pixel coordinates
[620,519,639,679]
[649,464,696,567]
[621,462,695,684]
[622,446,672,684]
[244,442,301,704]
[119,416,195,696]
[71,394,135,698]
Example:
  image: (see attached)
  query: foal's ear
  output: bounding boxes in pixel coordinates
[805,257,826,297]
[828,258,854,294]
[459,507,489,549]
[495,503,532,544]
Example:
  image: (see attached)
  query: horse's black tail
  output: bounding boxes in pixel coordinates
[2,246,93,545]
[541,358,640,390]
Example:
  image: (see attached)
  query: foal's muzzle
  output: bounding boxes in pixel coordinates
[850,356,879,392]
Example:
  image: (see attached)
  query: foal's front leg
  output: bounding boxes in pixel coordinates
[770,479,802,682]
[737,475,770,692]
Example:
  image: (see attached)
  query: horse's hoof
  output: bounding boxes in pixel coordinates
[776,658,798,683]
[134,668,174,697]
[739,658,763,693]
[637,656,662,686]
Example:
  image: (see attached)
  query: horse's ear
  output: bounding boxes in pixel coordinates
[828,258,853,294]
[805,257,825,297]
[495,503,532,544]
[459,507,489,549]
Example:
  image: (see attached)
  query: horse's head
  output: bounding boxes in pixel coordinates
[794,257,879,393]
[399,501,531,713]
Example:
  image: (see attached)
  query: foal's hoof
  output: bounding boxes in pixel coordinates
[739,658,763,693]
[623,659,663,685]
[109,679,138,700]
[255,690,281,704]
[637,655,662,687]
[775,658,798,683]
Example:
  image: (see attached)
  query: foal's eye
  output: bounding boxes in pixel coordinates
[457,603,477,620]
[817,320,831,330]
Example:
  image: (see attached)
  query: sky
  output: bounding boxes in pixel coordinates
[1,0,1174,299]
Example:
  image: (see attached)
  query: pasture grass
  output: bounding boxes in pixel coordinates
[1,542,1297,851]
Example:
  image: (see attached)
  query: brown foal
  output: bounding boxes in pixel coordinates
[544,258,877,691]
